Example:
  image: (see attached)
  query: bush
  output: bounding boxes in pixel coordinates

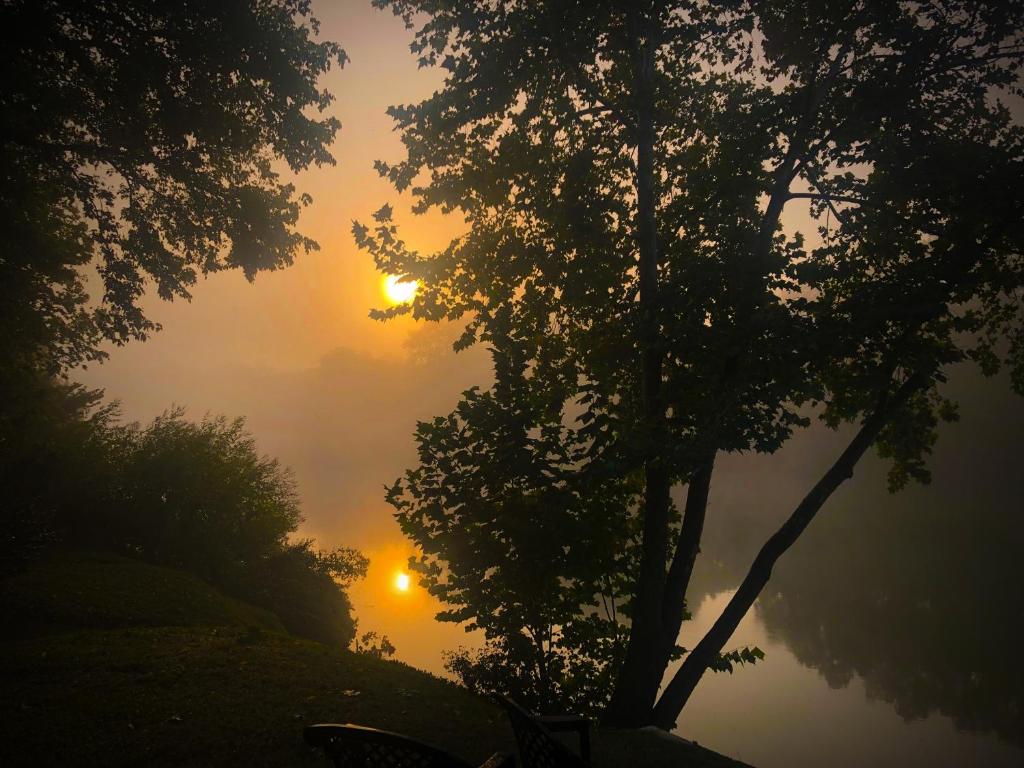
[244,543,367,648]
[105,410,301,585]
[0,366,116,570]
[1,376,364,648]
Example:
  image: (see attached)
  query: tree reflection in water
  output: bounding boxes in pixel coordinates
[691,367,1024,747]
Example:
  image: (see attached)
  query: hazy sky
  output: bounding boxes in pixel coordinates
[77,1,492,670]
[75,0,1024,678]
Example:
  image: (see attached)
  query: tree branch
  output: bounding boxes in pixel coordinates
[786,191,868,207]
[660,453,716,637]
[573,105,617,119]
[651,369,931,729]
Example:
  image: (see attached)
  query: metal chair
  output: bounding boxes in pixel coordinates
[304,724,514,768]
[491,696,590,768]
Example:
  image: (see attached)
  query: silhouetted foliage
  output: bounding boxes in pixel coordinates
[355,631,397,659]
[102,411,301,581]
[444,615,634,718]
[0,0,344,372]
[0,0,354,646]
[245,542,367,647]
[2,376,362,647]
[362,0,1024,727]
[0,368,116,570]
[103,411,364,646]
[390,409,645,711]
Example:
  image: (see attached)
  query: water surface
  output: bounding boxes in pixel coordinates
[671,591,1024,768]
[662,368,1024,766]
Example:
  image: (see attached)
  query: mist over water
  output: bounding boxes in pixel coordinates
[672,365,1024,767]
[674,592,1023,768]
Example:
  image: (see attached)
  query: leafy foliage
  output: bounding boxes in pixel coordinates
[387,377,645,709]
[97,410,302,580]
[362,0,1024,721]
[708,646,766,674]
[355,630,398,659]
[0,0,344,371]
[443,615,633,717]
[1,375,364,647]
[243,542,366,647]
[0,0,355,648]
[0,367,118,570]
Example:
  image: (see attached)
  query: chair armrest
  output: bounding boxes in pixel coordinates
[537,714,588,731]
[479,751,516,768]
[537,715,591,765]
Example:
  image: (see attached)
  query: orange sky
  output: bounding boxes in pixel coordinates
[72,1,1024,681]
[77,1,490,673]
[61,0,912,675]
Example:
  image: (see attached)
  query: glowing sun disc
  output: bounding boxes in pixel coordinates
[394,572,411,592]
[383,275,418,304]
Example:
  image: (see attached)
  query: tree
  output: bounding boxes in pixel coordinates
[113,413,369,647]
[0,369,117,569]
[103,410,303,581]
[5,396,368,646]
[247,541,367,647]
[359,0,1024,729]
[355,630,398,659]
[0,0,345,372]
[386,376,643,714]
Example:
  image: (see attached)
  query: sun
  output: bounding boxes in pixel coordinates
[383,274,418,305]
[394,572,411,592]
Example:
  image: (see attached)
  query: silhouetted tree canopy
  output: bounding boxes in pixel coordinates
[0,369,118,570]
[246,539,367,647]
[361,0,1024,727]
[102,409,366,646]
[0,0,345,371]
[1,378,364,647]
[0,0,359,649]
[104,411,300,578]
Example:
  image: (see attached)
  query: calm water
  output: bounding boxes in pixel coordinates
[671,591,1024,768]
[660,369,1024,767]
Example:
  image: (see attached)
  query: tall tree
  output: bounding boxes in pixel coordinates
[1,0,345,372]
[360,0,1024,728]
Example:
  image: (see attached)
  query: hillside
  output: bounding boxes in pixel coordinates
[0,551,511,765]
[0,550,750,767]
[2,625,515,766]
[1,550,284,634]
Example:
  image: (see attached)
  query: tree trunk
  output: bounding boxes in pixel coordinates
[602,19,671,727]
[650,374,927,729]
[660,454,715,646]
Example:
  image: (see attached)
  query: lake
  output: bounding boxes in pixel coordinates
[655,366,1024,767]
[672,590,1024,767]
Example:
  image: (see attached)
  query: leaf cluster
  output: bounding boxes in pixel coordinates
[363,0,1024,709]
[1,0,345,370]
[1,371,365,647]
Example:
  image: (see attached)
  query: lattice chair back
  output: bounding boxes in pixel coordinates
[304,724,476,768]
[492,696,587,768]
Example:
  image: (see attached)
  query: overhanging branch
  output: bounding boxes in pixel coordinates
[650,368,931,729]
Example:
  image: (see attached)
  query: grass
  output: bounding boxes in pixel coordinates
[0,550,512,766]
[1,625,513,766]
[0,550,283,634]
[0,550,752,767]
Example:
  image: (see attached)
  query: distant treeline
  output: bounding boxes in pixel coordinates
[1,365,366,648]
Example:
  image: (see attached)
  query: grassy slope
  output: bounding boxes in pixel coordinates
[1,626,512,766]
[0,551,512,766]
[0,551,751,768]
[1,550,283,634]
